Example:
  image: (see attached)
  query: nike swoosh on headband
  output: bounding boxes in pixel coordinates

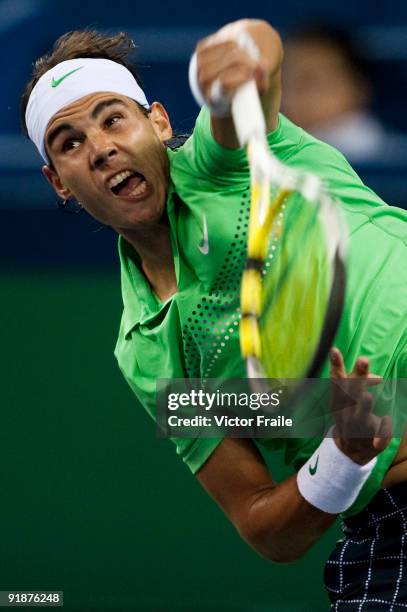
[309,455,319,476]
[51,66,84,88]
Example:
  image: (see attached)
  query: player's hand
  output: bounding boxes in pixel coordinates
[329,348,392,465]
[195,27,271,105]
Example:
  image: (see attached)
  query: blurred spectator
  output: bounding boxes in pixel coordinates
[282,24,389,161]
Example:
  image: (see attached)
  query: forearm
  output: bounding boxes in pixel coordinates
[197,438,337,564]
[240,354,390,562]
[237,427,379,562]
[239,474,337,563]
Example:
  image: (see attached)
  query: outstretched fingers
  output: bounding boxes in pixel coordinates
[373,415,393,453]
[329,347,346,378]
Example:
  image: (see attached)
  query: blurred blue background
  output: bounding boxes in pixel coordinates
[2,0,407,214]
[1,2,407,611]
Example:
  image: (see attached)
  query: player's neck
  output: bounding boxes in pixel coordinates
[118,222,177,301]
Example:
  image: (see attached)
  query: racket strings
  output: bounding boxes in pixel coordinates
[259,193,335,378]
[240,162,291,361]
[233,84,347,384]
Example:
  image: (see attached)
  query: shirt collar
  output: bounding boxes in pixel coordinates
[118,183,180,336]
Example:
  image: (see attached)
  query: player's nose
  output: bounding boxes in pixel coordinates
[89,133,118,169]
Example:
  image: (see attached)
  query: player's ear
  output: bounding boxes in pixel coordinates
[149,102,173,142]
[42,165,72,200]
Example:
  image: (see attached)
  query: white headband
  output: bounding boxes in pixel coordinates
[25,57,150,162]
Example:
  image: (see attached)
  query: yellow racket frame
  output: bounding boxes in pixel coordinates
[240,141,290,361]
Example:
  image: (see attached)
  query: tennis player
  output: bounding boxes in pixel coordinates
[21,20,407,609]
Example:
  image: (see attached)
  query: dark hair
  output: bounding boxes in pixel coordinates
[20,29,149,138]
[21,29,190,168]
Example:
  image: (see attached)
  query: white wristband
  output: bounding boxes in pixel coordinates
[188,52,231,117]
[297,431,377,514]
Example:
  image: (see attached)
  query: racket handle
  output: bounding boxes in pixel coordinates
[231,80,266,147]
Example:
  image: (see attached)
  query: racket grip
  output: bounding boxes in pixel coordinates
[231,80,266,147]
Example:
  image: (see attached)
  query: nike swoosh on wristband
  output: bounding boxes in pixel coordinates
[309,455,319,476]
[51,66,84,88]
[198,215,209,255]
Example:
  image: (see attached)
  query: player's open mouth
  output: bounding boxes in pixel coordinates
[108,169,149,199]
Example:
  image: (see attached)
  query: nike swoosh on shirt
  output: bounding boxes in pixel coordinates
[51,66,84,88]
[198,215,209,255]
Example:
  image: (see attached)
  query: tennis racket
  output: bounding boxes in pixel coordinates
[231,76,347,391]
[189,32,348,394]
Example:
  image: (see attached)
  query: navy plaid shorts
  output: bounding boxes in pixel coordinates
[324,482,407,611]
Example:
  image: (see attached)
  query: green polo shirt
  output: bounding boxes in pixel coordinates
[114,107,407,516]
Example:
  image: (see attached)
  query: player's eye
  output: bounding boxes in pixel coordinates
[62,138,81,152]
[105,114,123,127]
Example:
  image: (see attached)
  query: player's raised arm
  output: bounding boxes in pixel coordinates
[190,19,283,148]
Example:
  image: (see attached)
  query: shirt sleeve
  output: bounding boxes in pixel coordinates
[114,312,223,474]
[173,108,388,214]
[118,367,223,474]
